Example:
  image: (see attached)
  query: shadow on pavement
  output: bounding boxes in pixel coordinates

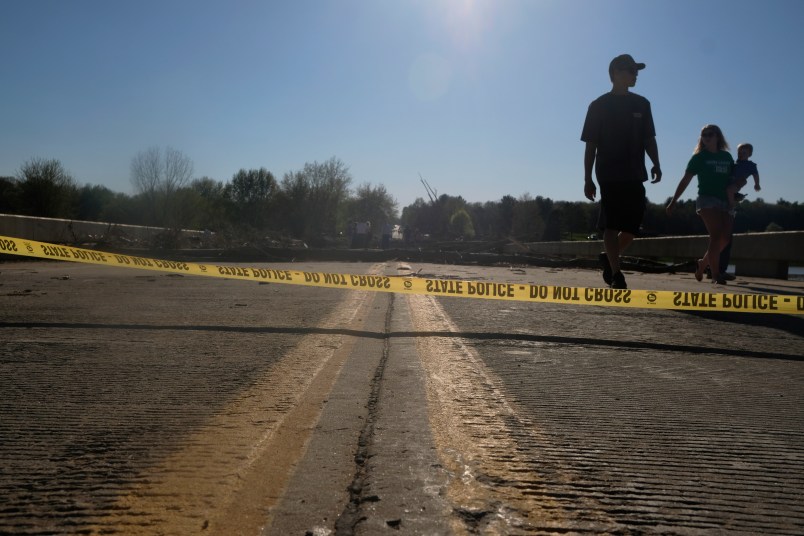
[681,310,804,339]
[3,321,801,362]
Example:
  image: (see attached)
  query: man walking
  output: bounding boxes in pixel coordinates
[581,54,662,289]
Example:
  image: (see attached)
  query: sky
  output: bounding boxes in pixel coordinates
[2,0,803,213]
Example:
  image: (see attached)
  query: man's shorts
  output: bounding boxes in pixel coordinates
[597,181,646,235]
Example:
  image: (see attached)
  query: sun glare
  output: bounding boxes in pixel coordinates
[441,0,488,51]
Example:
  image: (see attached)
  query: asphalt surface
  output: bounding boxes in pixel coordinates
[1,259,802,535]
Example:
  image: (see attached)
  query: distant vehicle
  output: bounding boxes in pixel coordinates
[587,233,599,240]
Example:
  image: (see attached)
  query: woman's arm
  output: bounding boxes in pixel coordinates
[666,171,695,215]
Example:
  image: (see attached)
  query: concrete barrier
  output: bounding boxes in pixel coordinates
[510,231,804,279]
[0,213,204,245]
[2,214,801,279]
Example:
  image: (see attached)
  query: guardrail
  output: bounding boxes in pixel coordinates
[509,231,804,279]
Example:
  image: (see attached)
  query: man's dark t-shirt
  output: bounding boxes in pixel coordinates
[581,92,655,183]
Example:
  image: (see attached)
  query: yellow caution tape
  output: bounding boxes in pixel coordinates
[1,235,802,314]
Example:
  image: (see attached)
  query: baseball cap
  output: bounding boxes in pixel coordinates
[609,54,646,73]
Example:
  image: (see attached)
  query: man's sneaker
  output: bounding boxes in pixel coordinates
[721,272,736,281]
[694,259,705,282]
[599,252,612,285]
[611,271,627,289]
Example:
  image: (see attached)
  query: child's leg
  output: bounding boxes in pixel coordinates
[727,178,748,207]
[726,183,737,207]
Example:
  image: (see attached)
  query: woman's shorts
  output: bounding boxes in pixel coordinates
[597,181,646,235]
[695,195,729,214]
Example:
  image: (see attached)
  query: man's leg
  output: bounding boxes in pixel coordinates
[603,229,634,275]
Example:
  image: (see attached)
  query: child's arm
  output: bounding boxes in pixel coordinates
[753,170,761,191]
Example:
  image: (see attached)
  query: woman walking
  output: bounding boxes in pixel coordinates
[666,125,734,285]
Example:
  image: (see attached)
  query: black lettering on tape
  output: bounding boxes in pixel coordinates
[131,257,154,267]
[529,285,548,299]
[323,273,348,285]
[469,282,513,297]
[0,239,18,252]
[250,268,293,280]
[153,259,189,271]
[553,287,580,301]
[426,279,464,294]
[723,294,778,311]
[586,288,631,304]
[673,292,717,308]
[72,249,108,263]
[218,265,250,277]
[41,245,72,258]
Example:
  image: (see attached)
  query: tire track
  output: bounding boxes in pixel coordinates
[0,263,384,535]
[405,293,619,534]
[92,285,377,535]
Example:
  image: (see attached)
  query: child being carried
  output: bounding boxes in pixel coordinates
[727,142,761,212]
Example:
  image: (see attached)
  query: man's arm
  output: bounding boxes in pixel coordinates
[645,136,662,183]
[584,142,597,201]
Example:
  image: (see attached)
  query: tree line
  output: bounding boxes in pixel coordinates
[1,149,802,248]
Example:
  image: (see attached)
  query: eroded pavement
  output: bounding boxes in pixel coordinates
[1,261,803,535]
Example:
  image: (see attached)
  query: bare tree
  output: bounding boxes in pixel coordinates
[130,146,194,226]
[163,147,193,195]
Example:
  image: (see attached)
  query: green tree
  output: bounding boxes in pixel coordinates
[558,201,592,240]
[498,195,516,238]
[279,157,352,241]
[345,182,398,234]
[100,191,141,225]
[0,176,22,214]
[189,177,230,231]
[466,201,495,240]
[225,168,277,230]
[449,208,475,239]
[77,184,116,221]
[16,158,78,218]
[511,194,547,241]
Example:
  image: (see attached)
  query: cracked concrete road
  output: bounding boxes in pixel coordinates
[1,260,803,535]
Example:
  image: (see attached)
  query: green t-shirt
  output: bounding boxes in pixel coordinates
[685,150,734,200]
